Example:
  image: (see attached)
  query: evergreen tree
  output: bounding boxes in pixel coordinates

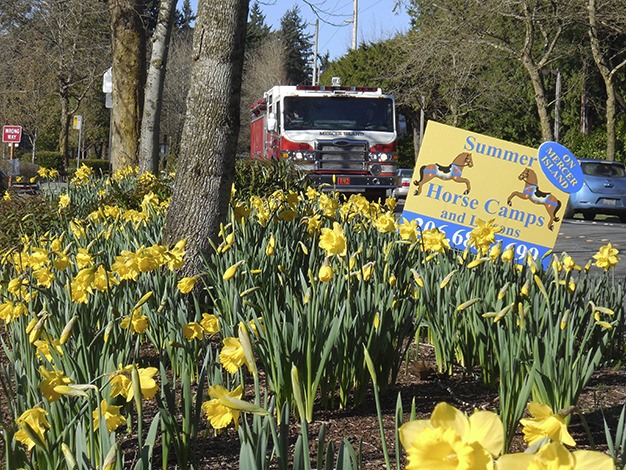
[246,1,271,52]
[175,0,194,36]
[279,6,313,85]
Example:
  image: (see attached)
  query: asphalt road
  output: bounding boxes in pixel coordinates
[555,217,626,278]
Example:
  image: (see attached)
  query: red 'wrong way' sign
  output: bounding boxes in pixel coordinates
[3,125,22,143]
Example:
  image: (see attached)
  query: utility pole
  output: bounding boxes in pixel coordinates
[352,0,358,50]
[312,19,319,85]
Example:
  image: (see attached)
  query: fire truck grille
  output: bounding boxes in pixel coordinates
[316,141,368,171]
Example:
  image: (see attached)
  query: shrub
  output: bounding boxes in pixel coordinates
[80,158,112,175]
[234,157,308,198]
[35,151,64,172]
[0,195,60,252]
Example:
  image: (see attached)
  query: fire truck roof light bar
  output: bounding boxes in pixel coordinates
[296,85,380,93]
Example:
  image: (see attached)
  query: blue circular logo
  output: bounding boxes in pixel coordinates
[537,142,583,193]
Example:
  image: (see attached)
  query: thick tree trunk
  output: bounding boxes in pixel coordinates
[109,0,146,171]
[139,0,177,175]
[163,0,250,276]
[523,59,554,142]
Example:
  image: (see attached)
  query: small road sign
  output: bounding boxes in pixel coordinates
[3,125,22,143]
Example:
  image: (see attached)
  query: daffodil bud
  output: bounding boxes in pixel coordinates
[60,316,78,344]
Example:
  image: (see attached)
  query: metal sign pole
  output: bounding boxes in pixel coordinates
[8,143,14,186]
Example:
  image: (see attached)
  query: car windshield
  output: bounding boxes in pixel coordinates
[400,169,413,177]
[283,96,394,132]
[581,162,626,178]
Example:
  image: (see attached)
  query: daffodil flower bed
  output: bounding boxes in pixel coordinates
[0,166,623,469]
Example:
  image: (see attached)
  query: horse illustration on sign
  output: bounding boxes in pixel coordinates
[413,152,474,196]
[507,167,562,230]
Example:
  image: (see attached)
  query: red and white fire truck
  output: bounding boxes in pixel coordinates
[250,77,406,199]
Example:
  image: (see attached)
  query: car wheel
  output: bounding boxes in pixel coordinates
[563,202,574,219]
[619,214,626,223]
[583,212,595,221]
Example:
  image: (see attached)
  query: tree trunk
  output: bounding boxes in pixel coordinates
[59,83,71,167]
[587,0,624,161]
[605,84,616,161]
[523,58,554,142]
[109,0,146,171]
[163,0,250,276]
[139,0,177,175]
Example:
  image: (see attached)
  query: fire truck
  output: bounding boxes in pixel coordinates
[249,77,406,199]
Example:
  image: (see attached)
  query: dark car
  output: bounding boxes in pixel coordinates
[565,159,626,222]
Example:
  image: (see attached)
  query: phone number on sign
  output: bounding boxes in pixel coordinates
[409,216,541,261]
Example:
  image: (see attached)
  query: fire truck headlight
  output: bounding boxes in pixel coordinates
[370,164,382,176]
[369,152,392,162]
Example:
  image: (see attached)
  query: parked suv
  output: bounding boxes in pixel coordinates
[565,159,626,222]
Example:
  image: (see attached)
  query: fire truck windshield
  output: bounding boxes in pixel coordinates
[283,97,394,132]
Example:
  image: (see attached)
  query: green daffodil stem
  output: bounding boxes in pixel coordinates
[363,345,391,469]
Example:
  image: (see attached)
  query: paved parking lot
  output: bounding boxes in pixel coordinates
[556,217,626,278]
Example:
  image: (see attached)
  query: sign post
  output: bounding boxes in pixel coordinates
[3,125,22,186]
[73,115,83,167]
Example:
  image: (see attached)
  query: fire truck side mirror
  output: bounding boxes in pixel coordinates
[398,114,408,138]
[266,112,278,133]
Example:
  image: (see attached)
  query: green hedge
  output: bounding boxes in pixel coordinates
[35,151,64,171]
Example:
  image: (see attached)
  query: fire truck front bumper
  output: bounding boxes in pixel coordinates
[307,174,397,192]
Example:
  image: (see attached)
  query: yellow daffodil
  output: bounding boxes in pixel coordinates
[520,402,576,447]
[361,262,374,281]
[468,218,503,255]
[398,218,419,243]
[489,243,502,261]
[501,247,515,263]
[183,322,204,341]
[177,276,197,294]
[562,254,581,272]
[421,228,450,253]
[109,365,158,402]
[14,406,51,450]
[200,313,220,335]
[201,384,244,429]
[375,212,397,233]
[58,194,70,209]
[265,234,276,256]
[39,366,73,402]
[495,441,614,469]
[592,243,619,270]
[400,402,503,470]
[219,337,248,374]
[223,261,244,281]
[318,264,334,282]
[120,311,149,334]
[93,399,127,432]
[319,222,347,257]
[34,337,63,362]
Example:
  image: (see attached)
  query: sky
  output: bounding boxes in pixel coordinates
[188,1,412,62]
